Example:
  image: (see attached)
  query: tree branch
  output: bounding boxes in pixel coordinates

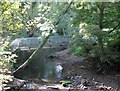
[109,23,120,34]
[55,1,73,25]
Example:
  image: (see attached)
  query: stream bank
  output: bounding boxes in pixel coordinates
[6,49,120,91]
[52,49,120,90]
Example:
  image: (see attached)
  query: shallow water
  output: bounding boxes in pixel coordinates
[14,47,65,83]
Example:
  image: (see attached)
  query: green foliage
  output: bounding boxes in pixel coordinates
[70,21,120,72]
[69,2,120,72]
[72,2,119,28]
[39,2,78,35]
[69,23,98,56]
[0,2,24,37]
[0,2,78,38]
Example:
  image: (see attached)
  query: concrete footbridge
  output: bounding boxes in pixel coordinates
[10,35,71,51]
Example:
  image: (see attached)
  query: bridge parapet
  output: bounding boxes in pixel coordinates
[10,35,71,50]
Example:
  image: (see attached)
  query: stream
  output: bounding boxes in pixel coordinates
[14,47,65,85]
[8,47,115,90]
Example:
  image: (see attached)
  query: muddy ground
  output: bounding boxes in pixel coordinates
[52,49,120,91]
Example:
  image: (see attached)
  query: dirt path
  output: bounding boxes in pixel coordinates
[52,49,120,90]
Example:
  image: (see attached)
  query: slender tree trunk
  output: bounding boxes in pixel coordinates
[98,3,104,55]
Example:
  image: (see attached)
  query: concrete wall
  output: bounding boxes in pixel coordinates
[10,36,71,50]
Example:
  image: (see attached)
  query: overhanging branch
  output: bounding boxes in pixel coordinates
[109,23,120,34]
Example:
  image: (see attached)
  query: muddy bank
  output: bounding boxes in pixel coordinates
[51,49,120,90]
[5,49,120,91]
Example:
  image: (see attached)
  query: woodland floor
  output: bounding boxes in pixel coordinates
[52,49,120,91]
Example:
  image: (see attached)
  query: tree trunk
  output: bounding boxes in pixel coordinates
[98,3,104,55]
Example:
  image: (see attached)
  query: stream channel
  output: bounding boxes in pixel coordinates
[13,47,65,87]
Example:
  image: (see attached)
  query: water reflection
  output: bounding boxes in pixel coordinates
[55,63,63,80]
[42,60,56,80]
[14,47,64,83]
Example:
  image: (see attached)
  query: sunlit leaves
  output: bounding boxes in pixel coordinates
[0,43,16,89]
[0,2,27,37]
[0,54,15,89]
[0,74,13,83]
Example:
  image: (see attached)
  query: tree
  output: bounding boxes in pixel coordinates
[70,2,120,68]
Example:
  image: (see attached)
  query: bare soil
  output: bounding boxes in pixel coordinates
[52,49,120,90]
